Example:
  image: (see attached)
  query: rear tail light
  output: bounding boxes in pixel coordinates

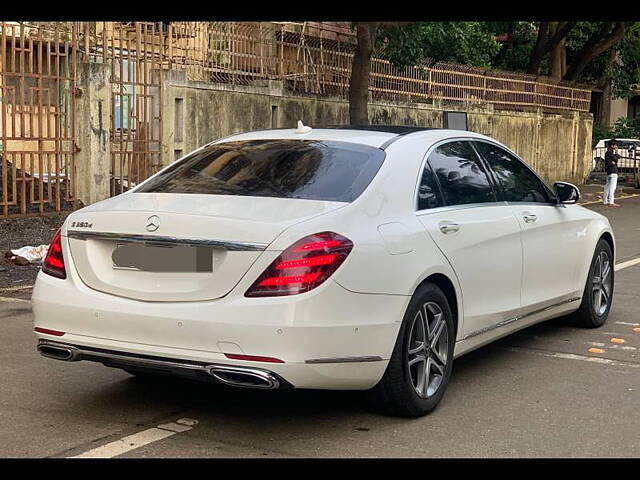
[245,232,353,297]
[42,228,66,279]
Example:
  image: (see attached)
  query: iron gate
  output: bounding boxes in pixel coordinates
[0,22,79,217]
[99,22,164,196]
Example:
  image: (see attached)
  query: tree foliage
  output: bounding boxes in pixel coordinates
[592,117,640,147]
[377,22,501,69]
[347,21,639,124]
[612,22,640,98]
[488,22,639,97]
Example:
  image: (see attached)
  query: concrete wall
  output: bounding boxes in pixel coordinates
[76,62,110,206]
[609,98,629,126]
[166,70,593,185]
[76,67,594,205]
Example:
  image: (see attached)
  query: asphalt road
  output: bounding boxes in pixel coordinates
[1,198,640,458]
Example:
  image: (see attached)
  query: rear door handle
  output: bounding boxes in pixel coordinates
[439,221,460,234]
[522,213,538,223]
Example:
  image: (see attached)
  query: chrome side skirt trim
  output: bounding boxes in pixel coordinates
[305,356,383,364]
[461,297,581,341]
[67,230,268,251]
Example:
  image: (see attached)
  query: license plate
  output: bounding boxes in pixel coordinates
[112,243,213,272]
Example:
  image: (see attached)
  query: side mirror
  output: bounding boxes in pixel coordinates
[554,182,580,205]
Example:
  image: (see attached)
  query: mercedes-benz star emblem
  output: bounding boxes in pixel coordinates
[146,215,160,232]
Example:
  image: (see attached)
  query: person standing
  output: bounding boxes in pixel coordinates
[603,140,621,207]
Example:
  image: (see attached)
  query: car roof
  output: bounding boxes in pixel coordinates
[596,138,640,145]
[214,125,489,150]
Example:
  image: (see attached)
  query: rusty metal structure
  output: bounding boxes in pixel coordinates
[0,21,79,217]
[97,22,164,197]
[1,21,594,218]
[161,22,592,113]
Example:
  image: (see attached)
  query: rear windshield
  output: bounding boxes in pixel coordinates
[137,139,386,202]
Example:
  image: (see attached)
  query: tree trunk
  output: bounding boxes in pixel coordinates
[600,79,613,127]
[527,22,576,75]
[550,25,564,82]
[527,22,550,74]
[348,22,378,125]
[563,22,625,82]
[600,49,617,127]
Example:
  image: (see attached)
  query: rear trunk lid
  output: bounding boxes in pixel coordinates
[65,193,345,301]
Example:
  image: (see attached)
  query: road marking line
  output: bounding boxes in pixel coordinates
[504,346,640,369]
[0,284,33,292]
[70,418,198,458]
[0,296,30,304]
[615,257,640,271]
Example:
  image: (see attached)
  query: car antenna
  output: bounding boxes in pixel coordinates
[295,120,312,134]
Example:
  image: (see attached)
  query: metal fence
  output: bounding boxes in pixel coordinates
[592,146,640,177]
[96,22,164,197]
[159,22,592,113]
[0,21,79,217]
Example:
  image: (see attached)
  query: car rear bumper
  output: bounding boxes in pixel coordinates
[37,338,291,389]
[32,270,409,390]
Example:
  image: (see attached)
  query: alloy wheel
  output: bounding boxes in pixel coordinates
[406,301,449,398]
[592,250,612,316]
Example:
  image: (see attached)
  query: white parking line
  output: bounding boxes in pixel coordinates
[0,296,30,304]
[0,284,33,292]
[505,346,640,369]
[71,418,198,458]
[615,257,640,271]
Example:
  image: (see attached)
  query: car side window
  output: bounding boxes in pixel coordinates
[426,140,497,206]
[417,163,443,210]
[473,141,552,204]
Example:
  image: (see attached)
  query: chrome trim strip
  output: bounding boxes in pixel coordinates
[415,201,509,216]
[37,340,281,389]
[66,230,268,251]
[461,297,581,341]
[305,356,383,364]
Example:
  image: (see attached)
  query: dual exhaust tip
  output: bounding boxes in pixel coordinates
[38,344,79,362]
[207,365,279,389]
[37,342,280,390]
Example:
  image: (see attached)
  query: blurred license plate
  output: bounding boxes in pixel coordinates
[112,243,213,272]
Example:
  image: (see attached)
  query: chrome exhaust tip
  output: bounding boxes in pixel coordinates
[37,343,79,361]
[207,365,280,390]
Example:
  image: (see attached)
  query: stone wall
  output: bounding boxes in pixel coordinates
[76,66,594,205]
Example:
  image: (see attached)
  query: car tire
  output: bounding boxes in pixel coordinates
[365,282,455,417]
[569,238,614,328]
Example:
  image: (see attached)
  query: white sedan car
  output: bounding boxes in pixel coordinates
[33,125,615,417]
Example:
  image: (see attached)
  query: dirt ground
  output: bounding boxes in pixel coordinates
[0,212,70,298]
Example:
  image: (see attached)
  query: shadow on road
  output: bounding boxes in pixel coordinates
[70,316,576,424]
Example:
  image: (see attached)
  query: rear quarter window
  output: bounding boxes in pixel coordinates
[137,139,386,202]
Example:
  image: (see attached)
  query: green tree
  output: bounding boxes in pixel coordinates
[348,22,500,124]
[611,23,640,99]
[378,22,501,69]
[348,22,407,125]
[347,21,639,125]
